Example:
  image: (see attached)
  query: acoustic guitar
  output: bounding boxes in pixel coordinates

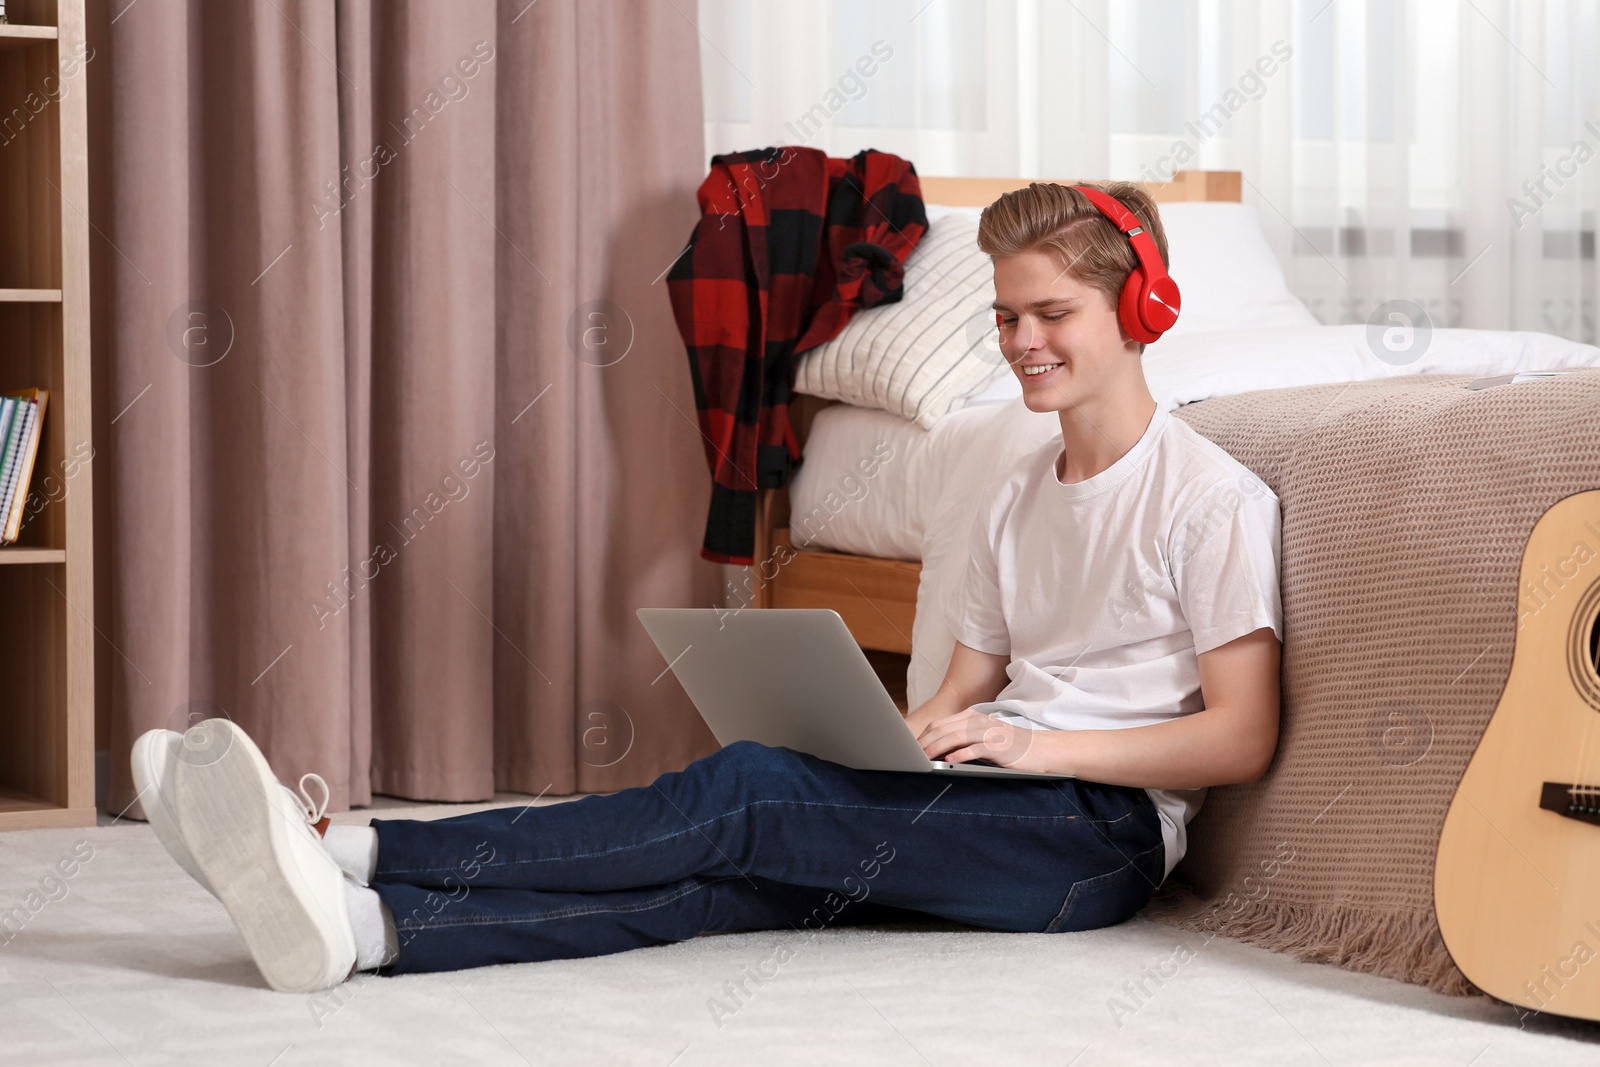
[1435,489,1600,1022]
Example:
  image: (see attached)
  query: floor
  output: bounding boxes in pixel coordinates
[2,793,1598,1066]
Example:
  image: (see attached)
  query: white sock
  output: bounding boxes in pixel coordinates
[323,825,378,885]
[343,882,399,971]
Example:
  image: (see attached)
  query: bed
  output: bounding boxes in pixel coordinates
[748,169,1600,999]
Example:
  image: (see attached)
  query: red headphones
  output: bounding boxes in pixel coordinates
[1071,185,1182,344]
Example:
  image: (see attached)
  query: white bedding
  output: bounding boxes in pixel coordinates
[785,323,1600,707]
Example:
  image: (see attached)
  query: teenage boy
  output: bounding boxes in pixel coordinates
[134,180,1281,992]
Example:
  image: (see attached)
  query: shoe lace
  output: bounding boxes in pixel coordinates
[295,772,330,826]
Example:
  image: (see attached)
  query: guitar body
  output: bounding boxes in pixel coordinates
[1436,489,1600,1021]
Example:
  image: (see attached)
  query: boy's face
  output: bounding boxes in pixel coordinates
[991,249,1138,415]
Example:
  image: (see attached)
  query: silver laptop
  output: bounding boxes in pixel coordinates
[636,607,1074,780]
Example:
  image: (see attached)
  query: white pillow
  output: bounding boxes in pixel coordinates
[1157,202,1319,337]
[793,215,1009,428]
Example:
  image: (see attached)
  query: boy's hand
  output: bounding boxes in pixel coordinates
[916,708,1045,774]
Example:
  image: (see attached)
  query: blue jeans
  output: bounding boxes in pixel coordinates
[368,740,1165,974]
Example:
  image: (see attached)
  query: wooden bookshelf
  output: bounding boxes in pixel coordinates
[0,0,95,830]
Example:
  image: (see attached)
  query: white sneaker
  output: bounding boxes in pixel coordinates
[130,728,338,898]
[172,718,356,994]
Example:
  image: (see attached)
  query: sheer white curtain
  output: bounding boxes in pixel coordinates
[697,0,1600,341]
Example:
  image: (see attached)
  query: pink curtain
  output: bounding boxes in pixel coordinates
[87,0,720,812]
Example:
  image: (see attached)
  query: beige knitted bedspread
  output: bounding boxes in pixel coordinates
[1153,369,1600,998]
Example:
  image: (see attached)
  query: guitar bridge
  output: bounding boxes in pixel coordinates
[1540,782,1600,826]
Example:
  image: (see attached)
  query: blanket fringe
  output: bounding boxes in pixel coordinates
[1143,889,1485,1000]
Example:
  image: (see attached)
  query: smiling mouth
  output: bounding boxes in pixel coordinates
[1021,362,1064,381]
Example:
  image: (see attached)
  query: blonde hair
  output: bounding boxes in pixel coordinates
[975,181,1171,326]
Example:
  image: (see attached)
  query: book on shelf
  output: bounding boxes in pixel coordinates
[0,387,48,546]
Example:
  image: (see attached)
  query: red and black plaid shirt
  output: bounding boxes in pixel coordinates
[668,147,927,565]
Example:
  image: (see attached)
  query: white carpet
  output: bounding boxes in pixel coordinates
[2,796,1597,1067]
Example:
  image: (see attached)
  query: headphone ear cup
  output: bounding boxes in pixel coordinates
[1118,269,1159,344]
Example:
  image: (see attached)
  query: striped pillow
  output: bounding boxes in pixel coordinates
[794,216,1008,428]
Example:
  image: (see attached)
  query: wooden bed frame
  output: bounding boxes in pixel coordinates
[750,170,1244,683]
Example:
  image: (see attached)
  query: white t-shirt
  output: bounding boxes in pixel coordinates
[942,403,1283,882]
